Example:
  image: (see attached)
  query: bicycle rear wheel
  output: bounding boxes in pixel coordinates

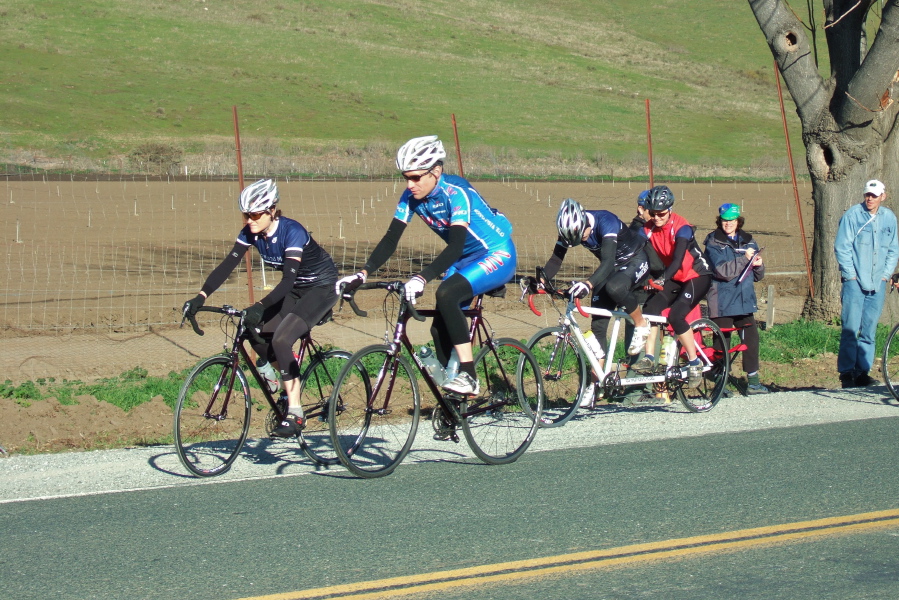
[881,322,899,402]
[675,318,729,412]
[328,345,420,478]
[174,356,252,477]
[462,338,543,464]
[297,350,354,466]
[526,326,586,427]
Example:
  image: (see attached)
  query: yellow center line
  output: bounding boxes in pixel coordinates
[239,509,899,600]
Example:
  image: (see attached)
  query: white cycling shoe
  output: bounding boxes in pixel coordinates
[442,372,481,396]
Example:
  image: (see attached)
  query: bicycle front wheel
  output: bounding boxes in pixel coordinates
[174,356,252,477]
[675,318,729,412]
[462,338,543,464]
[328,345,420,478]
[881,322,899,402]
[526,326,587,427]
[297,350,354,466]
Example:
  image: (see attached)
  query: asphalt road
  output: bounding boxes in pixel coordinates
[2,388,899,599]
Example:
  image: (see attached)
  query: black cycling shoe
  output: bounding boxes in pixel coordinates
[270,413,305,438]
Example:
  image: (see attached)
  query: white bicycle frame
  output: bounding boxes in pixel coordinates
[560,297,715,397]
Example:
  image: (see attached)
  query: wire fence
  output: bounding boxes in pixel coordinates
[1,174,815,335]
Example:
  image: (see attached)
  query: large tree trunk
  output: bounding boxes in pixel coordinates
[749,0,899,321]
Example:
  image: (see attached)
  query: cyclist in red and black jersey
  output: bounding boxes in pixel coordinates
[182,179,339,437]
[633,185,712,386]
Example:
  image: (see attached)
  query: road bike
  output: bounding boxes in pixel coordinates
[881,320,899,402]
[327,281,544,478]
[174,305,363,477]
[524,276,729,427]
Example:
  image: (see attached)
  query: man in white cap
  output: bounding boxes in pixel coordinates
[834,179,899,388]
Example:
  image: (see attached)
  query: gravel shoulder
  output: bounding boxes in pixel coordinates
[2,386,896,504]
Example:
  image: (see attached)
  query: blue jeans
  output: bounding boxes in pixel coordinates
[838,278,886,375]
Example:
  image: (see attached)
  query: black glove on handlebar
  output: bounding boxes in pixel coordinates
[243,302,265,330]
[183,294,205,317]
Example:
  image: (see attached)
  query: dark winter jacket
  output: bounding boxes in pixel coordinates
[702,228,765,318]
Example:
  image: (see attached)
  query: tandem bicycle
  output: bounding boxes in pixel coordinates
[523,277,729,427]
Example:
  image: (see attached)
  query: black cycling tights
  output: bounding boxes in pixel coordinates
[249,286,337,382]
[643,276,711,336]
[430,273,475,366]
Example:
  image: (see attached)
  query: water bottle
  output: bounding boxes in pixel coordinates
[445,349,460,382]
[418,346,446,386]
[583,330,605,363]
[660,337,678,367]
[256,359,281,393]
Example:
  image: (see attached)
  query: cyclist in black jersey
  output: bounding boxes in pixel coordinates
[182,179,339,437]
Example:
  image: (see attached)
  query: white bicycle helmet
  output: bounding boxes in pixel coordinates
[239,179,279,213]
[396,135,446,171]
[557,198,588,247]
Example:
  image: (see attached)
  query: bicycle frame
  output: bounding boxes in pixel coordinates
[344,284,521,427]
[530,292,719,393]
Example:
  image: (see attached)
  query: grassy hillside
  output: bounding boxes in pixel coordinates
[0,0,832,176]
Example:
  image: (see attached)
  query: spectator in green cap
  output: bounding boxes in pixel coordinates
[703,203,768,394]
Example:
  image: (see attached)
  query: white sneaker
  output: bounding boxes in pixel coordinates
[628,325,651,356]
[442,372,481,396]
[580,383,596,408]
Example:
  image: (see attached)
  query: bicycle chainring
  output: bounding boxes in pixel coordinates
[602,372,623,399]
[430,404,459,443]
[664,366,686,392]
[264,395,289,436]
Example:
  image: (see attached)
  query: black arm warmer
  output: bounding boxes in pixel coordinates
[587,236,619,288]
[200,242,248,296]
[541,240,568,280]
[363,218,407,274]
[419,224,467,282]
[259,257,302,309]
[663,237,690,281]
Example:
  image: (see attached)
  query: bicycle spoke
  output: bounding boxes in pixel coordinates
[174,356,251,477]
[329,345,420,478]
[462,338,543,464]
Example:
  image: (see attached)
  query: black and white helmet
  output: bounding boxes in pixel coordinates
[557,198,588,247]
[239,179,279,213]
[646,185,675,212]
[396,135,446,171]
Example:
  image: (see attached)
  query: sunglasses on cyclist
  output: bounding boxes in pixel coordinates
[402,168,435,183]
[649,209,670,218]
[243,211,269,221]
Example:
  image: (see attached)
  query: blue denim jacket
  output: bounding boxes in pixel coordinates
[834,203,899,292]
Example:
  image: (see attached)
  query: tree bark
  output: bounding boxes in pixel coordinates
[748,0,899,321]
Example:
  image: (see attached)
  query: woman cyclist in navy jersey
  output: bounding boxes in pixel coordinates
[183,179,339,437]
[336,135,516,397]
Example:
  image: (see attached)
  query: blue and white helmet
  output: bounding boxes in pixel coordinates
[239,179,279,213]
[396,135,446,171]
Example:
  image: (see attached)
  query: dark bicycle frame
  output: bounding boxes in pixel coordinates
[342,282,528,434]
[183,305,336,436]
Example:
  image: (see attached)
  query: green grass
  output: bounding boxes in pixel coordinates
[0,0,835,174]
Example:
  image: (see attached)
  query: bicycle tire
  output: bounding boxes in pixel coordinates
[462,338,543,464]
[174,355,252,477]
[328,345,420,478]
[526,326,587,428]
[675,318,729,412]
[297,349,354,466]
[881,322,899,402]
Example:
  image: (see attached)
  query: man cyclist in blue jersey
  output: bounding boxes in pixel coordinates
[336,135,516,396]
[183,179,339,437]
